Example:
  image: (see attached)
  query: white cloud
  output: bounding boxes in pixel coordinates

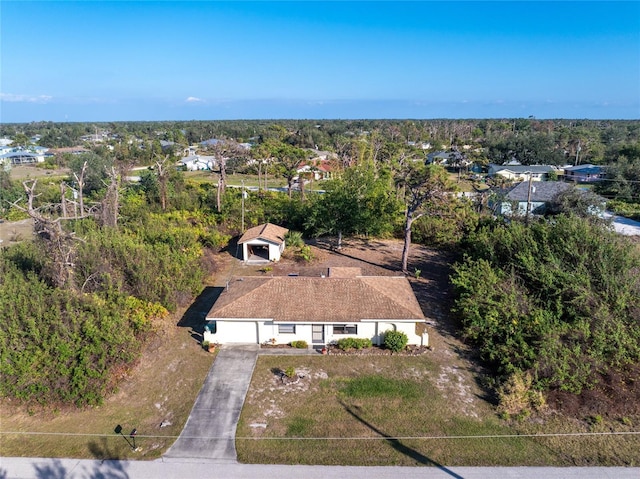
[0,93,53,103]
[185,96,204,103]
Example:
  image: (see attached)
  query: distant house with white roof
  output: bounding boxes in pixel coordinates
[179,155,216,171]
[488,164,558,182]
[0,147,49,165]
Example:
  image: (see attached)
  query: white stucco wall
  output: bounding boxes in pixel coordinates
[241,238,283,261]
[500,201,545,216]
[203,319,427,346]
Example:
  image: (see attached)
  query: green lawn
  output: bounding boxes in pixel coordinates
[184,171,288,189]
[236,355,639,466]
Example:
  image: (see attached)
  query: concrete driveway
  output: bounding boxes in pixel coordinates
[163,344,258,462]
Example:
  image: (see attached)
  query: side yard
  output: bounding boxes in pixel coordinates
[0,254,234,460]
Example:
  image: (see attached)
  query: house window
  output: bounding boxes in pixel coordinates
[278,324,296,334]
[204,321,217,334]
[333,324,357,335]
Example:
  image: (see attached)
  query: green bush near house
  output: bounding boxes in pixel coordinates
[284,230,304,249]
[337,337,372,350]
[383,330,408,352]
[290,340,308,349]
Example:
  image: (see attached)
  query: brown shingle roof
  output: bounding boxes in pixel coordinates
[238,223,288,245]
[207,276,425,323]
[328,267,362,278]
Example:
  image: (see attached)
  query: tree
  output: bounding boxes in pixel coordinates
[306,160,399,248]
[548,187,606,220]
[11,132,30,148]
[0,171,23,218]
[268,141,309,198]
[153,154,172,211]
[207,139,247,211]
[69,152,113,198]
[397,164,456,273]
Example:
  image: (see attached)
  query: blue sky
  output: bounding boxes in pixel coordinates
[1,1,639,122]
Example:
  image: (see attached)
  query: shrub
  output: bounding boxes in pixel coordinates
[285,230,304,249]
[384,330,408,352]
[337,337,372,350]
[284,366,296,378]
[298,245,313,262]
[290,340,308,349]
[496,371,546,417]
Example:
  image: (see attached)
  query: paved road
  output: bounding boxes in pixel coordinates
[162,344,259,462]
[604,212,640,236]
[2,457,639,479]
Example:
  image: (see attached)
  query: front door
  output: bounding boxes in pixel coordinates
[312,325,324,344]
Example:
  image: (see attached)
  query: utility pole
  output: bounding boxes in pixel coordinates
[241,179,245,233]
[525,173,533,225]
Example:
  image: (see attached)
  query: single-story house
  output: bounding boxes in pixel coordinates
[179,155,216,171]
[426,151,454,165]
[296,159,333,180]
[0,148,47,165]
[203,268,427,347]
[488,164,558,182]
[238,223,288,263]
[563,164,605,183]
[498,181,574,216]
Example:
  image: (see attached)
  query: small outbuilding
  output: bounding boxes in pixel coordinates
[238,223,289,263]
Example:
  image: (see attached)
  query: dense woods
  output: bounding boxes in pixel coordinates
[1,118,640,411]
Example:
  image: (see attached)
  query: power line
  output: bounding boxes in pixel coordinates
[2,430,640,441]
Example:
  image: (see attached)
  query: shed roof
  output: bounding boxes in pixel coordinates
[207,275,425,323]
[238,223,288,245]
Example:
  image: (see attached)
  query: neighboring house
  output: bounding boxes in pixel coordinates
[200,138,221,147]
[0,147,48,165]
[238,223,289,263]
[48,147,90,156]
[179,155,216,171]
[488,164,557,182]
[563,164,605,183]
[203,268,427,347]
[498,181,575,216]
[426,151,454,165]
[296,159,333,180]
[160,140,176,151]
[407,141,431,150]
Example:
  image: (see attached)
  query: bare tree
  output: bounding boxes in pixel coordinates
[73,160,88,218]
[154,154,172,211]
[397,164,455,273]
[99,167,120,228]
[207,139,247,212]
[15,180,92,288]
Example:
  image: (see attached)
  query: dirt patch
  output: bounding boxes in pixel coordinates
[547,364,640,419]
[8,165,70,180]
[0,218,34,246]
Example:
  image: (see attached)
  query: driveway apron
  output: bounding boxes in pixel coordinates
[164,344,258,462]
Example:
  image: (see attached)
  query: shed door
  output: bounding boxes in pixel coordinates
[312,325,324,344]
